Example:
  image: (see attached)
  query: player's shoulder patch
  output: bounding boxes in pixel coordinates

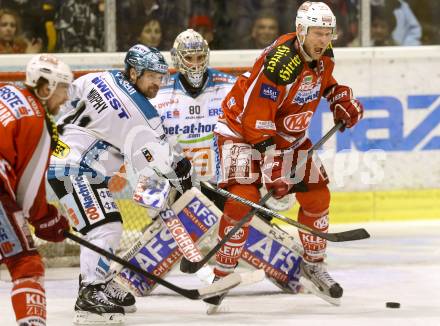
[263,39,304,86]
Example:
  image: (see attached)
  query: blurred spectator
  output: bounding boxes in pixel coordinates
[117,0,189,51]
[0,8,42,53]
[55,0,103,52]
[374,0,421,46]
[296,0,359,47]
[239,10,279,49]
[390,0,421,45]
[406,0,440,44]
[0,0,56,52]
[137,16,163,48]
[370,6,396,46]
[188,15,214,48]
[231,0,298,49]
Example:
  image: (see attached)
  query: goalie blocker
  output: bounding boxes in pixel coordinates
[113,187,303,296]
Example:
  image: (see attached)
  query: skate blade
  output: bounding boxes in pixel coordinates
[73,311,125,325]
[300,277,341,306]
[122,304,137,313]
[206,303,220,315]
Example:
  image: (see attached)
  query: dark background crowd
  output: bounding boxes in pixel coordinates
[0,0,439,54]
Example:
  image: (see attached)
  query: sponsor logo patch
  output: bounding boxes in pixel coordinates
[283,111,313,132]
[72,176,104,223]
[256,120,276,130]
[142,148,154,162]
[260,83,279,102]
[52,139,70,159]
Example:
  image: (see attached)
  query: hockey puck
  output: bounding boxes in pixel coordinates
[386,302,400,308]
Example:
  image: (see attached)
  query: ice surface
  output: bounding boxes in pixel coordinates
[1,220,439,326]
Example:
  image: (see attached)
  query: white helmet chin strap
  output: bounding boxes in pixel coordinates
[34,85,55,103]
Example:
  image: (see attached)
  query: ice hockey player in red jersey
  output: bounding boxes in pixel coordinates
[0,54,72,325]
[207,1,364,311]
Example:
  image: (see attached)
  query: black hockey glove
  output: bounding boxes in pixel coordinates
[165,157,193,194]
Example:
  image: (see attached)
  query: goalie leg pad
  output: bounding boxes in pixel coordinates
[243,217,303,293]
[115,187,222,296]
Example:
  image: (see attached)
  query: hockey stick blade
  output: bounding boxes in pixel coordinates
[180,122,344,273]
[324,228,370,242]
[64,231,258,300]
[198,269,265,299]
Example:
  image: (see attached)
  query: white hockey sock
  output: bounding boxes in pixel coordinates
[80,222,123,285]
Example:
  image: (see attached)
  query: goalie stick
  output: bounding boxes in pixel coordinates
[64,231,265,300]
[200,182,370,242]
[180,121,344,274]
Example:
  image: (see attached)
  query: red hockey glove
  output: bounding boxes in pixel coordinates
[261,154,292,200]
[327,85,363,131]
[31,204,70,242]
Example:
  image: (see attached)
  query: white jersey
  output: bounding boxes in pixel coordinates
[49,70,173,183]
[150,68,235,182]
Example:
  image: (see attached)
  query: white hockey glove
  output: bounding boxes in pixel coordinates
[259,186,296,212]
[133,175,172,218]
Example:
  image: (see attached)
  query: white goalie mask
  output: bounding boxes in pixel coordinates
[171,29,209,88]
[295,1,337,45]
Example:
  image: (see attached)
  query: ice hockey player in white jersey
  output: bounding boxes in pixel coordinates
[150,28,235,201]
[48,44,193,324]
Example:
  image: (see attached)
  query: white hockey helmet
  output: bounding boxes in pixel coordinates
[171,29,209,88]
[25,54,73,100]
[295,1,337,41]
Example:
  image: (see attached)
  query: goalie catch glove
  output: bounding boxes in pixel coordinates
[164,156,193,194]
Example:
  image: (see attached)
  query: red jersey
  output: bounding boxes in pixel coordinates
[0,83,57,223]
[217,32,337,149]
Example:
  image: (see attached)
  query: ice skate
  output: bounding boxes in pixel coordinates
[74,283,125,325]
[203,276,228,315]
[300,260,343,306]
[104,279,137,313]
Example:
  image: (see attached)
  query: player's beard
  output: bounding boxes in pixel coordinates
[145,85,160,98]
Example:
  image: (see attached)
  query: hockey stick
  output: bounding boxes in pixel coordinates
[200,182,370,242]
[180,121,344,273]
[64,231,264,300]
